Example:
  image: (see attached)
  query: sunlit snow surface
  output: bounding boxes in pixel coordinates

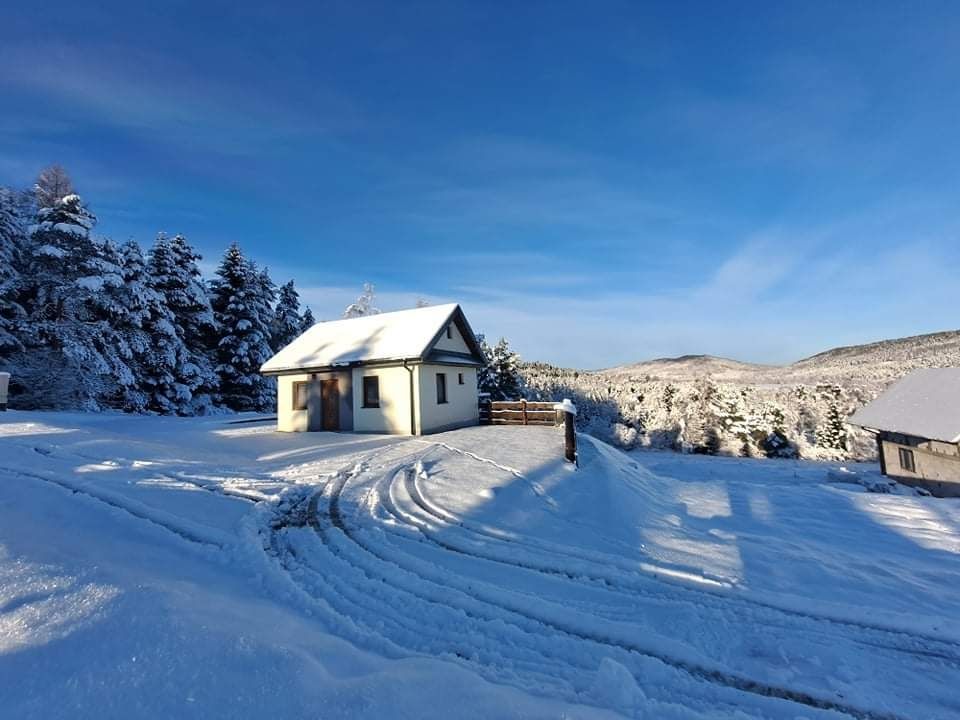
[1,410,959,719]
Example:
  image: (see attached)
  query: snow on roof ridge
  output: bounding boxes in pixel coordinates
[261,302,464,373]
[848,367,960,442]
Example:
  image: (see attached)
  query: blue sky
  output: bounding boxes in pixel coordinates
[2,1,959,368]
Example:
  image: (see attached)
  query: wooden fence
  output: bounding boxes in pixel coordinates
[478,399,561,427]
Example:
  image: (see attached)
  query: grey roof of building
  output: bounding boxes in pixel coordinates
[848,368,960,443]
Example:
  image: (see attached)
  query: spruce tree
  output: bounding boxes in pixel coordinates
[819,403,848,452]
[477,335,521,400]
[476,334,497,397]
[252,265,278,352]
[104,240,155,412]
[148,233,218,411]
[0,188,25,358]
[209,244,276,411]
[272,280,305,349]
[16,193,130,408]
[299,306,316,333]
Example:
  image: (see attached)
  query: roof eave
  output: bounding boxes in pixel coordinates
[261,356,424,376]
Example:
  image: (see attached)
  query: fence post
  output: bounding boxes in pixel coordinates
[0,372,8,411]
[553,398,578,465]
[521,399,527,426]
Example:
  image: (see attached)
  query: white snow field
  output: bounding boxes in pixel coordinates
[2,412,960,719]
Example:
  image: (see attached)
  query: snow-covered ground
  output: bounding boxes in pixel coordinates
[2,412,960,719]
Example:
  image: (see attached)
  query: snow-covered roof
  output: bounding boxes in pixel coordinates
[261,303,480,374]
[848,368,960,442]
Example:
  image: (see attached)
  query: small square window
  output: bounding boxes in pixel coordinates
[458,373,464,385]
[363,376,380,408]
[436,373,448,404]
[292,381,308,411]
[898,447,915,472]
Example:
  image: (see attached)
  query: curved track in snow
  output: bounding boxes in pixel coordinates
[259,443,960,720]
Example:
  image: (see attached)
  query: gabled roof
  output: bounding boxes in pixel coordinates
[848,368,960,443]
[260,303,484,375]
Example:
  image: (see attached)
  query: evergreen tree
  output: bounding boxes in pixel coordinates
[476,334,497,397]
[103,240,156,412]
[0,187,25,358]
[343,282,380,318]
[252,265,278,351]
[478,335,521,400]
[148,233,218,411]
[819,402,848,452]
[299,306,316,333]
[272,280,305,349]
[15,193,130,409]
[209,243,276,411]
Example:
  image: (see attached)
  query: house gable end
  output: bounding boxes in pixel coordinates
[420,306,486,365]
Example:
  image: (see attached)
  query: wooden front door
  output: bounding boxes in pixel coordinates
[321,379,339,431]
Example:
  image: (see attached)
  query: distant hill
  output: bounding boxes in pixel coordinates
[596,329,960,390]
[519,329,960,460]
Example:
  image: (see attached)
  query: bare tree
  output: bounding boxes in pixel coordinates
[35,165,75,208]
[343,282,381,318]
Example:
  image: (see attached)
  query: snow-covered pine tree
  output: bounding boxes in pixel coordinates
[209,244,276,411]
[102,239,157,412]
[15,193,129,408]
[272,280,305,349]
[148,233,218,412]
[0,187,26,358]
[484,337,522,400]
[818,402,848,452]
[252,265,278,351]
[343,282,380,318]
[299,306,316,333]
[89,238,144,409]
[476,334,497,397]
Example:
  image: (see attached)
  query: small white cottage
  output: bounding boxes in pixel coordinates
[848,368,960,497]
[260,303,485,435]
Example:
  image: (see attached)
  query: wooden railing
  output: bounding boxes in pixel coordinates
[478,399,561,427]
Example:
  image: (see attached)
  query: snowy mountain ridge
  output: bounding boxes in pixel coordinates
[603,328,960,385]
[520,328,960,460]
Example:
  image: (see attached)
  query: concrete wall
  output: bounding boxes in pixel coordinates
[352,365,416,434]
[881,438,960,497]
[276,371,353,432]
[417,364,479,434]
[432,321,471,354]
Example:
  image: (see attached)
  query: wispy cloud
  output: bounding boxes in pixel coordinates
[0,43,361,158]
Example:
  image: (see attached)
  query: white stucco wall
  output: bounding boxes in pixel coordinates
[352,365,416,434]
[277,373,311,432]
[417,364,478,434]
[432,322,471,354]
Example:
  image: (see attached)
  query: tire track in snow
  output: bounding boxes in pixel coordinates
[0,465,228,548]
[400,458,960,670]
[414,441,960,664]
[315,457,909,720]
[265,456,595,702]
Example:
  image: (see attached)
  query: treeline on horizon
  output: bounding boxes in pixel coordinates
[0,166,524,415]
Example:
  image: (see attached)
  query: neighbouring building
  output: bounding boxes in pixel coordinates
[260,303,485,435]
[848,368,960,497]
